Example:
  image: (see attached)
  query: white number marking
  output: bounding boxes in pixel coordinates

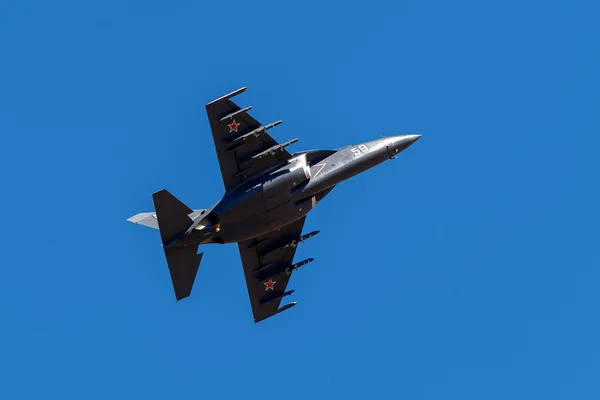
[351,145,369,155]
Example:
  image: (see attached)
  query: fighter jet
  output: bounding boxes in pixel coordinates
[128,87,421,323]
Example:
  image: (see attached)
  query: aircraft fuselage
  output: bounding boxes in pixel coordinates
[181,135,419,245]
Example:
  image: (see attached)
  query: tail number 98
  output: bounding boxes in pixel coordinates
[351,144,369,155]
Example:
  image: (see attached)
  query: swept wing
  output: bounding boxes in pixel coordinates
[237,217,318,323]
[205,87,296,191]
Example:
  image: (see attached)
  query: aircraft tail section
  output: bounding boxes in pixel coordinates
[152,189,194,244]
[164,246,203,300]
[152,189,202,301]
[127,210,207,231]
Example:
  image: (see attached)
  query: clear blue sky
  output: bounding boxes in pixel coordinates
[1,1,598,398]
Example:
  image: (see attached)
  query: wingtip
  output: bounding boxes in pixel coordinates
[206,86,248,106]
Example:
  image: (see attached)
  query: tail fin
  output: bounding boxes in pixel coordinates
[152,189,202,301]
[164,246,203,300]
[152,189,194,245]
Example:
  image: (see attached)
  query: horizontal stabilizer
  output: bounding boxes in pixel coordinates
[127,212,159,229]
[127,209,207,231]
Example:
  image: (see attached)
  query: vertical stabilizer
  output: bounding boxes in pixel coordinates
[164,246,203,300]
[152,189,194,244]
[151,189,202,301]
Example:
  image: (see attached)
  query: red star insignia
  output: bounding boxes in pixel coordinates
[228,119,240,133]
[264,279,276,291]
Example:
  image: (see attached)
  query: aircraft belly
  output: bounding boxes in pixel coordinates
[266,196,315,230]
[219,213,271,243]
[264,192,285,210]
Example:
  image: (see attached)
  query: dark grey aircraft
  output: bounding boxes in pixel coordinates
[128,87,421,323]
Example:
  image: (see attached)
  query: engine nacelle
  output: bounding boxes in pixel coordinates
[213,154,311,225]
[262,155,311,209]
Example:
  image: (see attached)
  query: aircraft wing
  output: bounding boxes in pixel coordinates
[237,216,318,323]
[205,87,296,191]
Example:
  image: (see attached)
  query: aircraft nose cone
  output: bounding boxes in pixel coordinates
[387,134,421,157]
[405,134,421,144]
